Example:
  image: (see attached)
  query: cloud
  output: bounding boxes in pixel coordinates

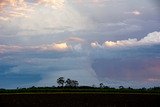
[1,31,160,88]
[0,40,87,53]
[0,0,33,20]
[37,0,65,9]
[0,0,18,8]
[91,41,102,48]
[91,31,160,48]
[90,43,160,88]
[37,42,71,52]
[0,42,71,53]
[1,31,160,53]
[66,37,85,43]
[73,44,82,52]
[140,31,160,44]
[132,10,141,15]
[103,38,138,47]
[125,10,141,16]
[74,0,117,5]
[0,45,99,88]
[0,45,22,53]
[0,0,160,88]
[0,0,90,36]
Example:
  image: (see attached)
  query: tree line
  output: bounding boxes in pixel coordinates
[57,77,79,87]
[0,77,160,93]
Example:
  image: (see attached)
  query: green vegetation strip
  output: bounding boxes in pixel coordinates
[1,92,160,95]
[1,86,160,95]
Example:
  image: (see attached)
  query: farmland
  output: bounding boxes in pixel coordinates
[0,87,160,107]
[0,93,159,107]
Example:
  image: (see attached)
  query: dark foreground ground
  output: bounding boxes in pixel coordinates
[0,93,159,107]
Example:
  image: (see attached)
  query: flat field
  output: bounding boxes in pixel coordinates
[0,93,159,107]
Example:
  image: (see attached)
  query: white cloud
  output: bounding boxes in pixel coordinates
[140,31,160,44]
[125,10,141,16]
[37,42,71,52]
[91,41,102,48]
[132,10,141,15]
[103,38,138,47]
[91,31,160,48]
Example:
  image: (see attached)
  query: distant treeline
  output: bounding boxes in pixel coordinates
[1,77,160,93]
[0,86,160,93]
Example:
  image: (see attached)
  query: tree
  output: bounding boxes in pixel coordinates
[65,78,79,87]
[72,80,79,87]
[99,83,104,88]
[57,77,65,87]
[119,86,124,89]
[65,78,72,87]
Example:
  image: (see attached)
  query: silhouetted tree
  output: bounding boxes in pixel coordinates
[72,80,79,87]
[57,77,65,87]
[100,83,104,88]
[104,86,110,89]
[65,78,79,87]
[119,86,124,89]
[30,86,36,89]
[65,78,72,87]
[128,87,133,90]
[141,87,146,91]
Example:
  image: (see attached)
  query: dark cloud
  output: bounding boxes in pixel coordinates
[91,45,160,87]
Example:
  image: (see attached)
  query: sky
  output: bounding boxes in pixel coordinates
[0,0,160,89]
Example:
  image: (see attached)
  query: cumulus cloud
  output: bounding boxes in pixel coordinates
[140,31,160,44]
[91,31,160,48]
[103,39,138,47]
[37,42,71,52]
